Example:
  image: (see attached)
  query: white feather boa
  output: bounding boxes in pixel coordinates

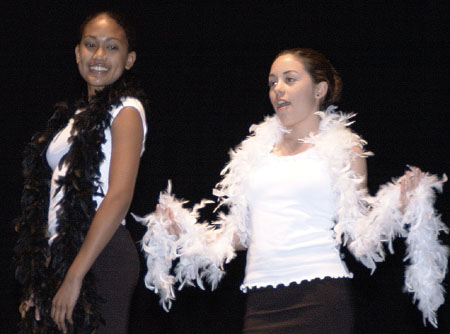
[136,106,448,326]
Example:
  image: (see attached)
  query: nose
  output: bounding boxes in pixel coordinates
[273,81,284,96]
[93,47,106,60]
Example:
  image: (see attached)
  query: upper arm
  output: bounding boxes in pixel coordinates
[107,106,144,200]
[351,146,368,189]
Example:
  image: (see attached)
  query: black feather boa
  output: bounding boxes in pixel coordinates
[14,73,146,333]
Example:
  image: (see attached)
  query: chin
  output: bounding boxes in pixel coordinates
[278,118,294,128]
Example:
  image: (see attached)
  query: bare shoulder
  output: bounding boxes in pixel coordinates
[114,106,142,121]
[112,106,143,133]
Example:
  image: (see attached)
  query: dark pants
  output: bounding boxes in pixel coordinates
[90,225,140,334]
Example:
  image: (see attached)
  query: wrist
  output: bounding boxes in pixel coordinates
[65,266,86,282]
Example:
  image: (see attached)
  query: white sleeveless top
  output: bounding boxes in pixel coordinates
[241,147,351,291]
[46,97,147,244]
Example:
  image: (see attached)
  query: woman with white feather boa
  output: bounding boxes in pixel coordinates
[135,48,448,333]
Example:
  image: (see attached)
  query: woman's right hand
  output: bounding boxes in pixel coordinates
[156,204,181,237]
[19,294,40,321]
[399,167,423,212]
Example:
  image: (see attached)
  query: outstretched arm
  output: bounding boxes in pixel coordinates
[135,180,248,311]
[346,150,447,327]
[51,107,144,333]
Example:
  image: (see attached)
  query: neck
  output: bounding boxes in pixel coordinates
[275,113,320,155]
[88,87,99,100]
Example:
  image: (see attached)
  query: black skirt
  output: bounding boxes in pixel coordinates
[243,277,355,334]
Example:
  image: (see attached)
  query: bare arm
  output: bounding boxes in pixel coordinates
[351,145,421,199]
[231,232,247,251]
[351,145,368,189]
[51,106,144,332]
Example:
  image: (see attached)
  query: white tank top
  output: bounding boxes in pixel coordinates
[46,97,147,244]
[241,147,351,291]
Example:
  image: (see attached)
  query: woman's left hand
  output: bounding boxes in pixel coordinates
[156,204,181,237]
[399,167,423,211]
[51,273,82,333]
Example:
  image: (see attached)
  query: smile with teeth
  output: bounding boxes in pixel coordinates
[89,65,108,72]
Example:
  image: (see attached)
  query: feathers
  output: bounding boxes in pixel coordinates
[347,179,406,272]
[134,181,231,311]
[138,107,448,327]
[403,173,448,327]
[14,73,146,333]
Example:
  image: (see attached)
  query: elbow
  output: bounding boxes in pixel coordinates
[234,244,247,252]
[101,190,134,219]
[232,234,247,251]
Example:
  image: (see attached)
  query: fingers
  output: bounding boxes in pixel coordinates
[19,302,27,319]
[67,305,74,325]
[52,301,68,333]
[414,167,423,186]
[402,168,422,188]
[157,205,174,218]
[157,205,180,236]
[167,221,181,236]
[165,207,175,221]
[60,316,68,333]
[399,168,423,213]
[50,301,55,321]
[51,302,59,330]
[19,298,35,319]
[35,306,41,321]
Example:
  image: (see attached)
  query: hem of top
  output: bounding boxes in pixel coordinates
[240,273,353,293]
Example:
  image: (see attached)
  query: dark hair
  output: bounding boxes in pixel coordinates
[275,48,342,110]
[78,10,137,52]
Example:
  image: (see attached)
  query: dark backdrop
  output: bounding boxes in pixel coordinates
[1,1,449,333]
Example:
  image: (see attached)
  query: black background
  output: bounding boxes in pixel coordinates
[1,1,449,333]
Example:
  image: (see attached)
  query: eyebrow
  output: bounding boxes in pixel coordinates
[268,70,299,77]
[83,36,121,42]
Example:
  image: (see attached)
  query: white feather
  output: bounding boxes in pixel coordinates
[402,173,448,327]
[135,107,448,326]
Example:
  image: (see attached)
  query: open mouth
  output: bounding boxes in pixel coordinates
[89,65,108,72]
[276,100,290,109]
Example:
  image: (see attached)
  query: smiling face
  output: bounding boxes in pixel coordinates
[75,14,136,98]
[268,54,326,129]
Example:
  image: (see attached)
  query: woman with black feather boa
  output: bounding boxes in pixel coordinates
[14,11,147,334]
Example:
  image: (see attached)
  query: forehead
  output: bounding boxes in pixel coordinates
[82,14,126,41]
[270,54,306,74]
